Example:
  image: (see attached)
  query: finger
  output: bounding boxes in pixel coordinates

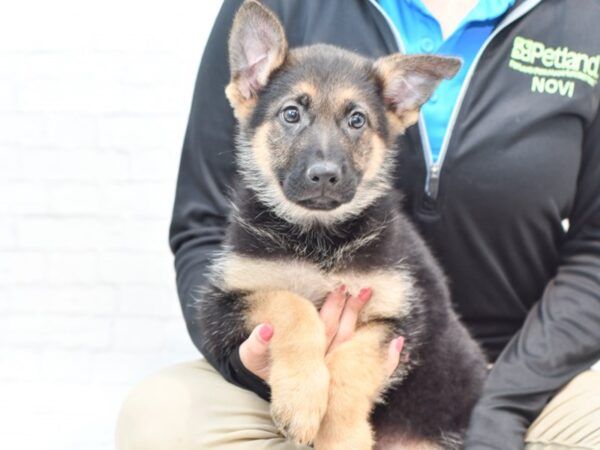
[328,287,372,352]
[385,336,404,377]
[319,285,348,348]
[239,323,273,381]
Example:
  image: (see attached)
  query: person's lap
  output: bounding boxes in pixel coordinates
[524,370,600,450]
[116,359,308,450]
[115,359,600,450]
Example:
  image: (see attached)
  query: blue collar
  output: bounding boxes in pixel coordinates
[403,0,515,37]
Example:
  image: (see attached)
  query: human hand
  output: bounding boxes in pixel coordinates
[239,286,404,381]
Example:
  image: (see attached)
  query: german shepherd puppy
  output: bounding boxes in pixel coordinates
[198,1,487,449]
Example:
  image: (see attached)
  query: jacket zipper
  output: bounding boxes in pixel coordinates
[368,0,543,202]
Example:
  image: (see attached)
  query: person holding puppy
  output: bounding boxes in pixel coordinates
[117,1,600,449]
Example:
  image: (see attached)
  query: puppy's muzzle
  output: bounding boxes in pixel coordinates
[296,161,343,210]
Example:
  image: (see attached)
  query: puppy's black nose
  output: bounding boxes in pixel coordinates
[306,162,342,186]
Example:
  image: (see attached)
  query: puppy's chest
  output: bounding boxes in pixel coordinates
[218,253,415,322]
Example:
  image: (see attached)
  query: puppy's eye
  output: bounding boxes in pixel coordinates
[349,112,366,129]
[282,106,300,123]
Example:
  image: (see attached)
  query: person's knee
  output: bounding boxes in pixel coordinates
[525,371,600,450]
[115,365,194,450]
[116,359,310,450]
[115,360,295,450]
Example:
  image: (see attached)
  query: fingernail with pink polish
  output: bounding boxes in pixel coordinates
[358,287,372,302]
[259,324,274,341]
[395,336,405,352]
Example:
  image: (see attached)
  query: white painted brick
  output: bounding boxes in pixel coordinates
[18,52,98,84]
[3,414,95,450]
[16,55,142,114]
[46,252,99,284]
[18,78,90,113]
[104,217,170,252]
[48,182,103,216]
[0,288,9,313]
[2,1,221,446]
[130,149,180,182]
[0,347,41,381]
[115,285,180,317]
[29,112,98,153]
[20,150,130,182]
[0,113,48,147]
[0,146,21,181]
[6,285,116,315]
[47,316,113,349]
[15,217,109,250]
[90,1,214,53]
[0,113,95,151]
[43,115,98,151]
[5,314,112,349]
[91,352,178,384]
[0,55,18,113]
[2,315,45,346]
[0,182,50,215]
[119,83,190,115]
[0,381,128,436]
[0,381,49,416]
[97,251,171,284]
[0,2,94,52]
[0,218,16,248]
[0,251,48,285]
[100,182,175,218]
[112,317,167,352]
[96,116,184,151]
[94,52,193,90]
[40,349,93,382]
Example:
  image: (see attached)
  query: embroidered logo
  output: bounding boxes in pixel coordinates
[509,36,600,98]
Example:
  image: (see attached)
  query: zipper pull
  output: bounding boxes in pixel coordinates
[426,164,441,201]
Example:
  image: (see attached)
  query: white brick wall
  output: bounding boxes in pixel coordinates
[0,1,222,449]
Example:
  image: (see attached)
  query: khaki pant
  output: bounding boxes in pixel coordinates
[115,359,600,450]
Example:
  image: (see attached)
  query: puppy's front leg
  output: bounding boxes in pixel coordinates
[247,289,329,446]
[314,323,391,450]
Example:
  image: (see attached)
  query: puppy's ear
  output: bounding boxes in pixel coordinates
[374,54,461,128]
[225,0,288,118]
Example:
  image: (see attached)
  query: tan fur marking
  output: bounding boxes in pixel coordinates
[292,80,318,98]
[245,289,329,445]
[363,134,388,182]
[314,323,390,450]
[250,122,282,177]
[331,86,362,111]
[220,254,415,322]
[225,82,257,122]
[373,56,397,82]
[385,110,411,135]
[401,109,420,128]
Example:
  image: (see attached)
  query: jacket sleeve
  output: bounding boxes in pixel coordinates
[464,109,600,449]
[168,0,270,400]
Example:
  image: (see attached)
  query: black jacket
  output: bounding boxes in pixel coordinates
[169,1,600,448]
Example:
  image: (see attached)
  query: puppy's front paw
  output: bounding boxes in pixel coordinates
[315,420,373,450]
[270,362,329,445]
